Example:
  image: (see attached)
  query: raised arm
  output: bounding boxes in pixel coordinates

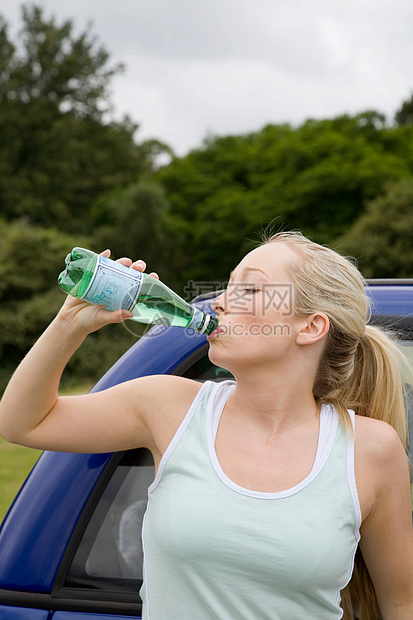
[0,254,200,458]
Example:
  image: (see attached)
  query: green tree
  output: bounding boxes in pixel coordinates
[0,5,174,392]
[334,179,413,278]
[395,94,413,126]
[0,219,139,393]
[0,220,77,391]
[156,112,413,289]
[91,180,172,277]
[0,4,122,118]
[0,5,167,231]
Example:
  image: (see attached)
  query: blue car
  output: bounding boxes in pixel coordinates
[0,282,412,619]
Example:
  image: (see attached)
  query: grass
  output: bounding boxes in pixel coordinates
[0,381,94,523]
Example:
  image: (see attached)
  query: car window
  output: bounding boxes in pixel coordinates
[64,448,153,591]
[180,354,233,382]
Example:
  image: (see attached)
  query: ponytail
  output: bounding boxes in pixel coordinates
[262,231,411,619]
[316,323,409,447]
[351,325,408,445]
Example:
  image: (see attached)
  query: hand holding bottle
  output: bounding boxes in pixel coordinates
[58,247,218,335]
[58,250,160,336]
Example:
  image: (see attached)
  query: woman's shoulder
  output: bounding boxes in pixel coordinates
[354,414,404,460]
[127,373,205,415]
[354,415,407,496]
[354,414,408,520]
[121,374,204,460]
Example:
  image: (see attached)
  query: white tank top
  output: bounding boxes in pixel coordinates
[141,380,361,619]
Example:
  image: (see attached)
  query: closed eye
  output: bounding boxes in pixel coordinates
[226,282,261,295]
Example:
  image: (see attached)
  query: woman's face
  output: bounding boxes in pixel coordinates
[208,242,301,372]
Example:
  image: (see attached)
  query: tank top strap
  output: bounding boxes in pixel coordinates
[148,380,217,494]
[346,409,362,539]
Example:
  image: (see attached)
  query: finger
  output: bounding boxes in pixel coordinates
[116,256,133,267]
[131,260,146,272]
[113,309,134,322]
[95,307,133,328]
[148,271,159,280]
[100,249,111,258]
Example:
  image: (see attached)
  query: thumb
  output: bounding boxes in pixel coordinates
[108,308,134,323]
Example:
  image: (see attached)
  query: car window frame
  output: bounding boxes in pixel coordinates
[51,449,147,616]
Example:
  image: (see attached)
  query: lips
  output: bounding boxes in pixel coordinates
[206,329,219,340]
[207,325,225,340]
[206,324,222,340]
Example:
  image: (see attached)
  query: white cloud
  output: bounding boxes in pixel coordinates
[2,0,413,154]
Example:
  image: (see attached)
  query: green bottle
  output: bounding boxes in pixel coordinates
[58,247,218,336]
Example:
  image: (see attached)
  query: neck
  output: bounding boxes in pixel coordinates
[229,365,319,432]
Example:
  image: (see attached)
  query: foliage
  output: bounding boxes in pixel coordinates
[0,5,162,231]
[334,179,413,278]
[0,5,122,117]
[0,219,138,393]
[156,112,413,288]
[0,220,75,388]
[0,5,174,392]
[90,180,172,277]
[395,94,413,127]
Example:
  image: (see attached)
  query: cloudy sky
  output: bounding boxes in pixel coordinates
[2,0,413,155]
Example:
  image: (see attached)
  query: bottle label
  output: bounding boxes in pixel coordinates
[81,256,143,312]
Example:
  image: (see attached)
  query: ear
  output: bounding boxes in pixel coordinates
[295,313,329,346]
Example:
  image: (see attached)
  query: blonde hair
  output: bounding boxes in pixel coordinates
[262,230,410,619]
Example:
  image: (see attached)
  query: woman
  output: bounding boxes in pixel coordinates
[0,231,412,619]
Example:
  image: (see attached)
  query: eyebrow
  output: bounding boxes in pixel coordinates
[229,267,269,281]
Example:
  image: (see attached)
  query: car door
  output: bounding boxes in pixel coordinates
[0,608,50,620]
[46,449,153,619]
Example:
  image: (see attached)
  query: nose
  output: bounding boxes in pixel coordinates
[211,290,226,315]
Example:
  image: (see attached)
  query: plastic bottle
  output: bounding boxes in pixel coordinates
[58,247,218,335]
